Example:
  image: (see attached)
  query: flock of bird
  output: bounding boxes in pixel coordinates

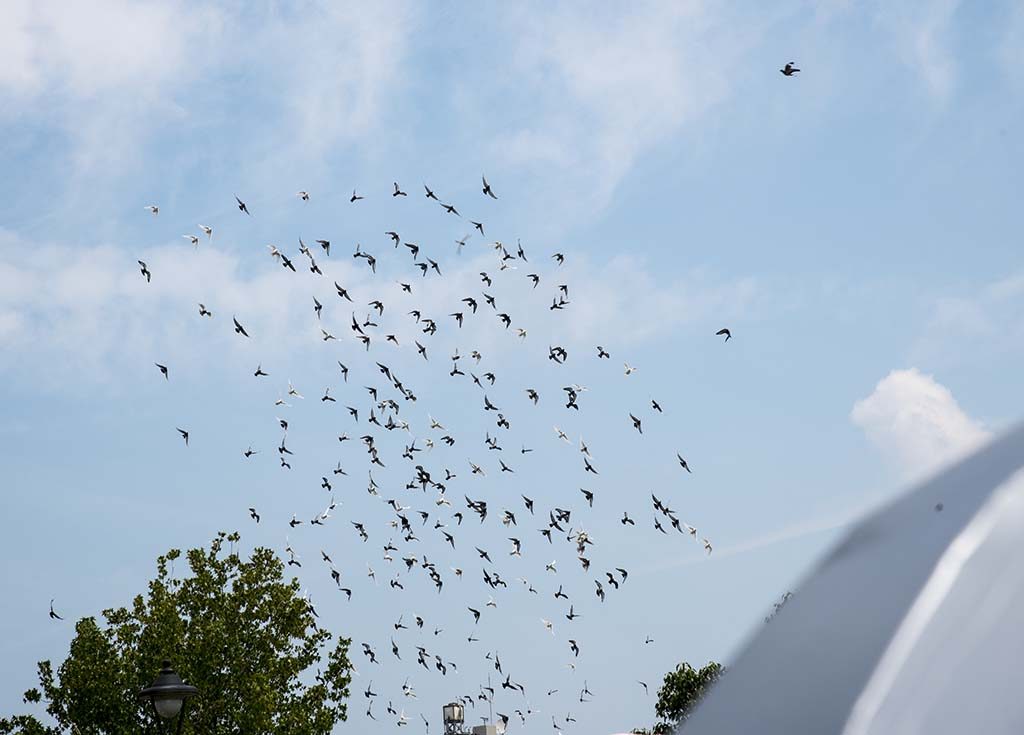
[47,65,812,727]
[134,177,727,732]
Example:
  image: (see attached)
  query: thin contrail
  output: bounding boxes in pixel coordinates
[639,496,890,576]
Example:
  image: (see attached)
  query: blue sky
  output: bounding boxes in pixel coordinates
[1,2,1022,733]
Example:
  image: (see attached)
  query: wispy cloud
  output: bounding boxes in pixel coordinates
[0,230,764,389]
[910,270,1024,369]
[997,3,1024,85]
[0,0,224,178]
[492,2,758,208]
[230,3,417,182]
[872,0,962,102]
[0,0,221,99]
[0,2,413,186]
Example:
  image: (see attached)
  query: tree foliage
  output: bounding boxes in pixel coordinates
[633,660,723,734]
[654,660,722,729]
[1,532,352,735]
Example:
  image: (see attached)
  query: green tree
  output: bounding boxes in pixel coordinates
[633,660,723,734]
[654,660,723,731]
[1,532,352,735]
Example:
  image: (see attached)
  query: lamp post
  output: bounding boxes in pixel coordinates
[138,659,198,734]
[443,701,466,735]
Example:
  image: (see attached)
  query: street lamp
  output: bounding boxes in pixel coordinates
[138,659,198,734]
[443,701,465,735]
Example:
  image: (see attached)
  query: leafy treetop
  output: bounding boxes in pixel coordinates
[0,531,352,735]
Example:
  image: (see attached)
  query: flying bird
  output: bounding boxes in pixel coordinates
[716,328,732,341]
[482,175,498,199]
[235,195,250,215]
[780,61,801,76]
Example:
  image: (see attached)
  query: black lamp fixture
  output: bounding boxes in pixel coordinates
[138,659,198,734]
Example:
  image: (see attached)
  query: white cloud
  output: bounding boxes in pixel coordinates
[0,1,38,93]
[872,0,961,101]
[0,235,337,386]
[998,3,1024,85]
[494,2,754,206]
[911,270,1024,369]
[482,0,973,214]
[2,1,219,99]
[537,255,759,345]
[851,368,990,480]
[0,230,762,389]
[273,6,414,151]
[0,2,411,181]
[0,0,219,179]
